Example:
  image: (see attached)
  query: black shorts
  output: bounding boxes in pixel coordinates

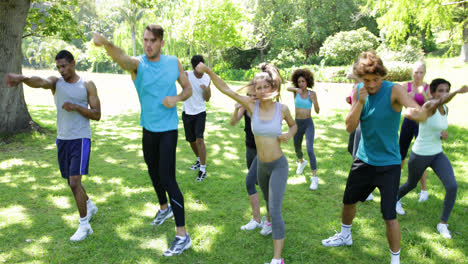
[343,159,400,220]
[56,138,91,179]
[182,111,206,142]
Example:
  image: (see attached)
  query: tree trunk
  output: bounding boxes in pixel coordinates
[0,0,39,135]
[131,24,136,57]
[461,18,468,62]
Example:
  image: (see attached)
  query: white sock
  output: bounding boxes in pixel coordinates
[87,199,94,207]
[200,165,206,173]
[196,157,200,162]
[160,207,169,213]
[79,216,89,225]
[271,259,282,264]
[390,248,400,263]
[176,233,188,241]
[341,223,352,237]
[421,190,427,194]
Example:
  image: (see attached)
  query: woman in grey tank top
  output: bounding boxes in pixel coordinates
[196,62,297,264]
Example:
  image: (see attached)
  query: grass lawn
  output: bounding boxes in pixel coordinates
[1,60,467,263]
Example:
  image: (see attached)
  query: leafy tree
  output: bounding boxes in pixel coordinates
[0,0,83,135]
[365,0,468,61]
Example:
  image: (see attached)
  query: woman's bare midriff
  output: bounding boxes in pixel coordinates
[295,108,311,119]
[255,136,283,163]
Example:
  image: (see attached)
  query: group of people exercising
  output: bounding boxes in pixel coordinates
[5,24,467,264]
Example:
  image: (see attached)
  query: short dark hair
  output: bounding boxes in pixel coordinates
[145,24,164,40]
[430,78,451,94]
[55,50,74,62]
[191,55,204,69]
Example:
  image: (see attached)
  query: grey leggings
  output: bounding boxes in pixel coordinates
[257,155,289,239]
[246,146,258,195]
[398,151,457,223]
[294,118,317,170]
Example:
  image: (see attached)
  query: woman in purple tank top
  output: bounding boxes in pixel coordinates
[399,61,431,202]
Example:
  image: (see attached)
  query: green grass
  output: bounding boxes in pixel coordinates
[1,59,467,263]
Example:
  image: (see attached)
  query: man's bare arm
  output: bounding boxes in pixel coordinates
[62,81,101,121]
[93,32,139,74]
[5,73,57,93]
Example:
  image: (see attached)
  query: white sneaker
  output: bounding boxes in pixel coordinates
[437,223,452,239]
[241,219,262,230]
[309,176,318,190]
[70,224,93,241]
[396,200,405,215]
[321,232,353,247]
[265,259,284,264]
[87,204,98,221]
[260,217,272,236]
[365,193,374,201]
[418,191,429,202]
[296,160,308,175]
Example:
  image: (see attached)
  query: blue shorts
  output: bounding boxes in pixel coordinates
[56,138,91,179]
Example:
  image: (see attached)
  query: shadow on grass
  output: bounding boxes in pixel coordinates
[0,105,467,263]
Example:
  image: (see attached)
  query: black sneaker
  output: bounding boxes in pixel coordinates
[196,170,206,182]
[190,160,200,170]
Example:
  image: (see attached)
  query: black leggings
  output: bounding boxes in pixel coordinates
[142,128,185,227]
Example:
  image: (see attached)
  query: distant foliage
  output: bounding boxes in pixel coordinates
[384,61,412,82]
[319,28,379,65]
[377,37,424,63]
[270,49,306,69]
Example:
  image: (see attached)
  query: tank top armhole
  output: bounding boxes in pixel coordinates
[407,82,412,92]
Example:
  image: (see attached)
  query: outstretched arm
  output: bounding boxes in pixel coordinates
[277,104,297,143]
[61,81,101,121]
[93,32,139,75]
[5,73,57,94]
[195,62,253,113]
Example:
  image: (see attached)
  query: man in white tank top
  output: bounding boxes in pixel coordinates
[182,55,211,181]
[6,50,101,242]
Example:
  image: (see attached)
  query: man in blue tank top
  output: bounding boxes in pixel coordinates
[6,50,101,242]
[93,25,193,256]
[321,51,440,264]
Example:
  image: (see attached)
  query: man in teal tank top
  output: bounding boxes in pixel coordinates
[321,51,440,264]
[93,25,193,256]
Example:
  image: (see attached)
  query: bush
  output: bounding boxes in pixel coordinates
[384,61,412,82]
[319,28,379,65]
[377,37,424,63]
[270,49,306,69]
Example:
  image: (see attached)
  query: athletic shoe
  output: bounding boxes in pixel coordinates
[418,191,429,202]
[70,224,93,241]
[321,232,353,247]
[87,203,98,221]
[241,219,262,230]
[190,161,200,170]
[163,234,192,256]
[365,193,374,201]
[309,176,318,190]
[296,160,308,175]
[260,217,272,236]
[437,223,452,239]
[151,206,173,226]
[396,200,405,215]
[265,258,284,264]
[390,258,400,264]
[196,171,207,182]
